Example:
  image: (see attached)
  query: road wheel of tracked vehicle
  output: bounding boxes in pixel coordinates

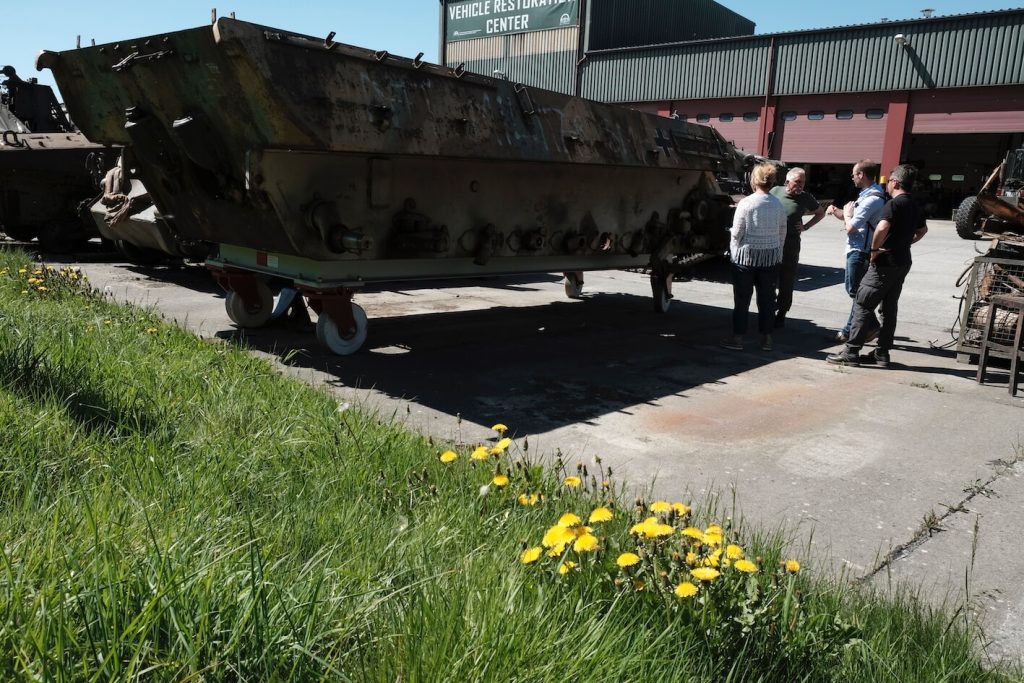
[564,272,584,299]
[1,223,38,242]
[651,272,673,313]
[955,196,982,240]
[315,303,368,356]
[225,280,274,329]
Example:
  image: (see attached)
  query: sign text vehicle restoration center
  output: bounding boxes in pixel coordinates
[447,0,579,41]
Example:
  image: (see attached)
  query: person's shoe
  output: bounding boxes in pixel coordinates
[723,335,744,351]
[871,349,890,368]
[761,334,773,351]
[827,331,849,344]
[864,327,881,344]
[826,350,860,366]
[774,312,786,329]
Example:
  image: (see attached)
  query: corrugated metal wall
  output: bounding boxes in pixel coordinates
[587,0,754,50]
[445,27,578,94]
[581,38,769,102]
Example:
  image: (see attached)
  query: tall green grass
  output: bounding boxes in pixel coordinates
[0,254,1018,682]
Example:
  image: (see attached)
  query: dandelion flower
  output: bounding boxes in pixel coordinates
[542,525,576,549]
[588,507,614,524]
[471,446,490,461]
[702,531,723,547]
[146,327,158,334]
[18,268,27,274]
[705,524,724,535]
[685,551,698,566]
[674,582,699,598]
[439,450,458,463]
[734,559,758,574]
[672,503,691,516]
[681,527,704,542]
[491,423,508,434]
[547,544,566,558]
[726,544,744,560]
[492,474,510,487]
[558,561,577,575]
[650,501,672,514]
[690,567,720,582]
[557,513,582,528]
[616,553,641,568]
[520,547,542,564]
[573,534,599,553]
[518,493,542,506]
[563,476,582,488]
[785,559,801,574]
[490,437,513,455]
[37,286,48,292]
[702,549,722,568]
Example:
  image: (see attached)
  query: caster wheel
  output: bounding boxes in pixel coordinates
[225,280,274,328]
[270,287,299,320]
[315,303,368,355]
[652,274,673,313]
[564,273,583,299]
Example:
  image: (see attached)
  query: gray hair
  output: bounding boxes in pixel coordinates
[786,167,806,182]
[889,164,917,191]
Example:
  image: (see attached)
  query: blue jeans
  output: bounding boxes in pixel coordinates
[732,263,778,335]
[842,250,877,336]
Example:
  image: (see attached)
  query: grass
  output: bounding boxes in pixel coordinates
[0,253,1020,682]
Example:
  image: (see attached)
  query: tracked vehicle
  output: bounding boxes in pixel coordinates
[40,18,749,354]
[0,65,110,252]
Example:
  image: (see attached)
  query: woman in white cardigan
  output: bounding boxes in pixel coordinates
[726,163,787,351]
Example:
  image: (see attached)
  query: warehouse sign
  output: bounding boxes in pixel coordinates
[447,0,579,41]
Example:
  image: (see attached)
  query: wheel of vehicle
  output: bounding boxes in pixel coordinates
[954,196,981,240]
[270,287,299,320]
[225,280,274,328]
[1,223,38,242]
[315,303,368,355]
[651,273,672,313]
[564,273,583,299]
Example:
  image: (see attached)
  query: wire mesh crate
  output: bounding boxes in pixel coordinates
[957,255,1024,362]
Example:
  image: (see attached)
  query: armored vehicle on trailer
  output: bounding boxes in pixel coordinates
[0,65,111,252]
[40,18,748,354]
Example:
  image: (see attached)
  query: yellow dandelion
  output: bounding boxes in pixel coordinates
[674,582,699,598]
[20,290,28,295]
[145,327,159,334]
[563,476,582,488]
[681,527,704,542]
[542,525,576,549]
[573,534,599,553]
[588,507,614,523]
[702,549,722,568]
[520,547,542,564]
[558,561,577,575]
[103,320,112,325]
[734,559,758,574]
[27,277,40,285]
[726,544,744,560]
[703,532,723,547]
[650,501,672,514]
[705,524,724,535]
[690,567,721,582]
[491,423,508,434]
[470,446,490,461]
[490,437,513,455]
[785,559,801,574]
[672,502,691,516]
[557,513,582,528]
[439,450,458,463]
[36,286,48,292]
[685,551,698,566]
[492,474,510,487]
[616,552,641,568]
[602,480,611,489]
[547,544,566,558]
[18,268,27,274]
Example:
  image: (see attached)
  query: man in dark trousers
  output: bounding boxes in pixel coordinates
[826,164,929,367]
[770,167,826,328]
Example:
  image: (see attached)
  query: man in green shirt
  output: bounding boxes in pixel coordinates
[769,167,826,328]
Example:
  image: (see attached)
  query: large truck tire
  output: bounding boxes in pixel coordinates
[955,196,981,240]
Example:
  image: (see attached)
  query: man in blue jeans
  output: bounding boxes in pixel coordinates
[827,160,887,343]
[827,164,929,367]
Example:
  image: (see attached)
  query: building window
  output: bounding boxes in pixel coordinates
[719,113,734,122]
[808,111,825,120]
[836,110,854,120]
[696,113,710,123]
[952,174,965,182]
[928,174,942,181]
[781,111,797,121]
[865,109,885,119]
[742,112,759,122]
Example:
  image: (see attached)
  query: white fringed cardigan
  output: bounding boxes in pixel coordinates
[729,192,787,268]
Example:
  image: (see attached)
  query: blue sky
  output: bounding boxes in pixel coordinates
[5,1,1021,93]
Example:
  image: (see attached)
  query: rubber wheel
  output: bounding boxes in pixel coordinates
[315,303,368,355]
[270,287,299,320]
[955,196,981,240]
[115,239,167,265]
[225,280,274,328]
[564,273,584,299]
[1,223,38,242]
[652,273,672,313]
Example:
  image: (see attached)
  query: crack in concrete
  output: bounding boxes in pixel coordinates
[856,455,1024,584]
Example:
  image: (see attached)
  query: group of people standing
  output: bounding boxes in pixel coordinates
[726,160,929,366]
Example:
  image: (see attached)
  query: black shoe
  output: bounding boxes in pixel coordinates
[774,312,786,329]
[826,351,860,366]
[872,349,890,368]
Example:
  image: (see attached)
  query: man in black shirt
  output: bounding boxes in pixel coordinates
[826,164,929,367]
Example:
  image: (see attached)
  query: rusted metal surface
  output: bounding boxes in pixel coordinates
[1,65,112,251]
[39,18,748,269]
[958,150,1024,239]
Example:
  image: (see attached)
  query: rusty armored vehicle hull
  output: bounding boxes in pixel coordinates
[40,18,746,354]
[1,66,112,252]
